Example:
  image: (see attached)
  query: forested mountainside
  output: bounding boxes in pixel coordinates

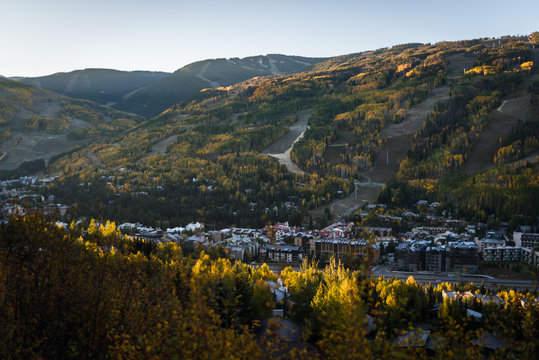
[18,69,169,108]
[111,54,326,117]
[17,55,325,118]
[33,35,537,230]
[0,77,143,173]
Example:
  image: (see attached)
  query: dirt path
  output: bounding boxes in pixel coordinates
[460,110,517,173]
[329,176,383,219]
[33,101,62,118]
[320,132,414,221]
[380,54,474,139]
[368,134,414,182]
[262,109,311,174]
[367,85,453,183]
[365,53,478,181]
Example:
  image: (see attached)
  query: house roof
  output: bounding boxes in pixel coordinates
[315,238,367,246]
[264,244,301,252]
[394,330,430,347]
[259,318,302,344]
[474,332,508,350]
[466,308,483,319]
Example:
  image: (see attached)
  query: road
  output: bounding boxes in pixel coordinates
[371,264,538,290]
[253,262,537,290]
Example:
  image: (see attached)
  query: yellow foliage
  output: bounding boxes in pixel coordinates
[397,63,412,72]
[466,66,497,75]
[520,61,533,71]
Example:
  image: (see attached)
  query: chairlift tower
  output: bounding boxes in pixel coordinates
[354,179,360,199]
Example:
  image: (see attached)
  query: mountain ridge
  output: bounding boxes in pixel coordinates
[15,54,327,118]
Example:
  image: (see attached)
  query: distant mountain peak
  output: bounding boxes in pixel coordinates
[15,55,326,118]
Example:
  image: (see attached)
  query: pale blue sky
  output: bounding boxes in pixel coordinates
[1,0,538,77]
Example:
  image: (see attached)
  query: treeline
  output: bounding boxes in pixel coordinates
[60,99,143,140]
[0,159,46,180]
[435,166,539,224]
[494,119,539,164]
[471,40,533,72]
[0,77,144,142]
[25,115,69,134]
[377,163,539,229]
[1,215,537,359]
[48,152,348,229]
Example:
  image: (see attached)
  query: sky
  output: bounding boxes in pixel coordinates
[1,0,538,77]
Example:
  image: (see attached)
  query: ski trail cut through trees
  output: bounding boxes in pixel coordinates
[262,109,311,174]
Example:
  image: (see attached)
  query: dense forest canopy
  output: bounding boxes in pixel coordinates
[1,214,537,359]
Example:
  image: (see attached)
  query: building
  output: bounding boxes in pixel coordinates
[412,227,449,237]
[433,231,460,245]
[260,244,302,263]
[447,242,479,273]
[395,241,428,272]
[1,204,26,217]
[39,204,70,216]
[180,233,209,252]
[425,246,446,272]
[514,232,539,248]
[224,246,245,261]
[476,238,505,254]
[476,231,507,254]
[396,240,479,273]
[293,234,315,251]
[363,227,392,237]
[309,238,369,263]
[483,246,522,262]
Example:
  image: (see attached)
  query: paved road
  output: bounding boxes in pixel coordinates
[253,263,538,290]
[371,265,538,290]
